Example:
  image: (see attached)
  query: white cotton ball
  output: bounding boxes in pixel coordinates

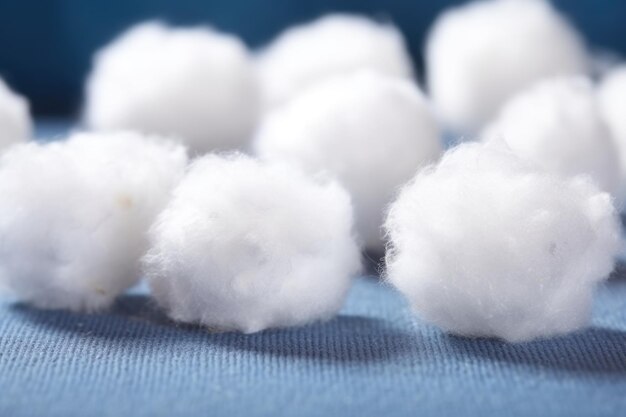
[426,0,589,134]
[598,66,626,203]
[256,14,413,109]
[0,78,31,149]
[143,154,361,333]
[84,21,259,154]
[483,77,621,204]
[0,131,188,311]
[385,142,621,342]
[254,70,441,252]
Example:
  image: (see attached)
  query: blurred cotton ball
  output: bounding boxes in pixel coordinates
[0,132,188,311]
[598,66,626,203]
[84,21,259,154]
[426,0,589,134]
[385,142,621,342]
[483,77,621,204]
[144,154,361,333]
[0,78,31,149]
[256,14,413,109]
[254,70,441,252]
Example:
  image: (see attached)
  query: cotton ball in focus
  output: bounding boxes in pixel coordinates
[254,71,441,252]
[0,132,188,311]
[599,66,626,202]
[483,77,621,204]
[144,154,361,333]
[426,0,589,134]
[0,78,31,149]
[256,14,413,108]
[84,21,259,153]
[385,142,621,342]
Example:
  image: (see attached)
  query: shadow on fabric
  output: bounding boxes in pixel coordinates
[444,327,626,375]
[11,294,416,363]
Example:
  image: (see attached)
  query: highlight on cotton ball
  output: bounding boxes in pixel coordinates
[0,131,188,311]
[84,21,259,154]
[256,13,413,109]
[426,0,589,134]
[483,76,621,204]
[143,154,361,333]
[385,142,621,343]
[254,70,441,252]
[598,66,626,199]
[0,78,32,150]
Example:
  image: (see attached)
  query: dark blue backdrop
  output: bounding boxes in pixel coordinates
[0,0,624,115]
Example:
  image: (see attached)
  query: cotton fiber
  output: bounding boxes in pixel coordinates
[0,78,31,150]
[483,77,621,204]
[254,70,442,252]
[598,66,626,202]
[426,0,589,134]
[84,21,259,154]
[256,14,413,108]
[0,132,188,311]
[143,154,361,333]
[385,142,621,342]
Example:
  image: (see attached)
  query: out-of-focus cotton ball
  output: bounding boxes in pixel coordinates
[598,66,626,201]
[483,77,621,204]
[0,78,31,149]
[385,142,621,342]
[144,154,361,333]
[426,0,589,134]
[254,70,441,252]
[256,14,413,108]
[0,132,188,311]
[84,21,259,154]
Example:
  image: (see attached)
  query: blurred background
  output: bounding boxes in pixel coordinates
[0,0,625,117]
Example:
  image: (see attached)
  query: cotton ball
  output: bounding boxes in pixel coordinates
[426,0,589,134]
[256,14,413,109]
[483,77,621,204]
[143,154,361,333]
[0,132,188,311]
[0,78,31,149]
[84,21,259,154]
[385,142,621,342]
[598,66,626,201]
[254,70,441,252]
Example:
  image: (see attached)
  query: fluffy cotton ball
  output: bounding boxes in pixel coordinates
[598,66,626,201]
[385,142,621,342]
[144,154,361,333]
[256,14,413,108]
[426,0,589,134]
[84,21,259,154]
[0,78,31,149]
[483,77,621,204]
[254,70,441,252]
[0,132,188,311]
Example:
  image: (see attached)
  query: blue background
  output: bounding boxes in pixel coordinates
[0,0,625,115]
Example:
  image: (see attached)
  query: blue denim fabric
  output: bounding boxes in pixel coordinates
[1,275,625,417]
[0,121,625,416]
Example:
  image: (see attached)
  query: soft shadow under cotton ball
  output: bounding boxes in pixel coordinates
[385,142,621,342]
[0,78,31,149]
[254,70,442,252]
[483,77,621,204]
[426,0,589,134]
[598,66,626,202]
[256,14,413,109]
[143,154,361,333]
[84,21,259,154]
[0,132,188,311]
